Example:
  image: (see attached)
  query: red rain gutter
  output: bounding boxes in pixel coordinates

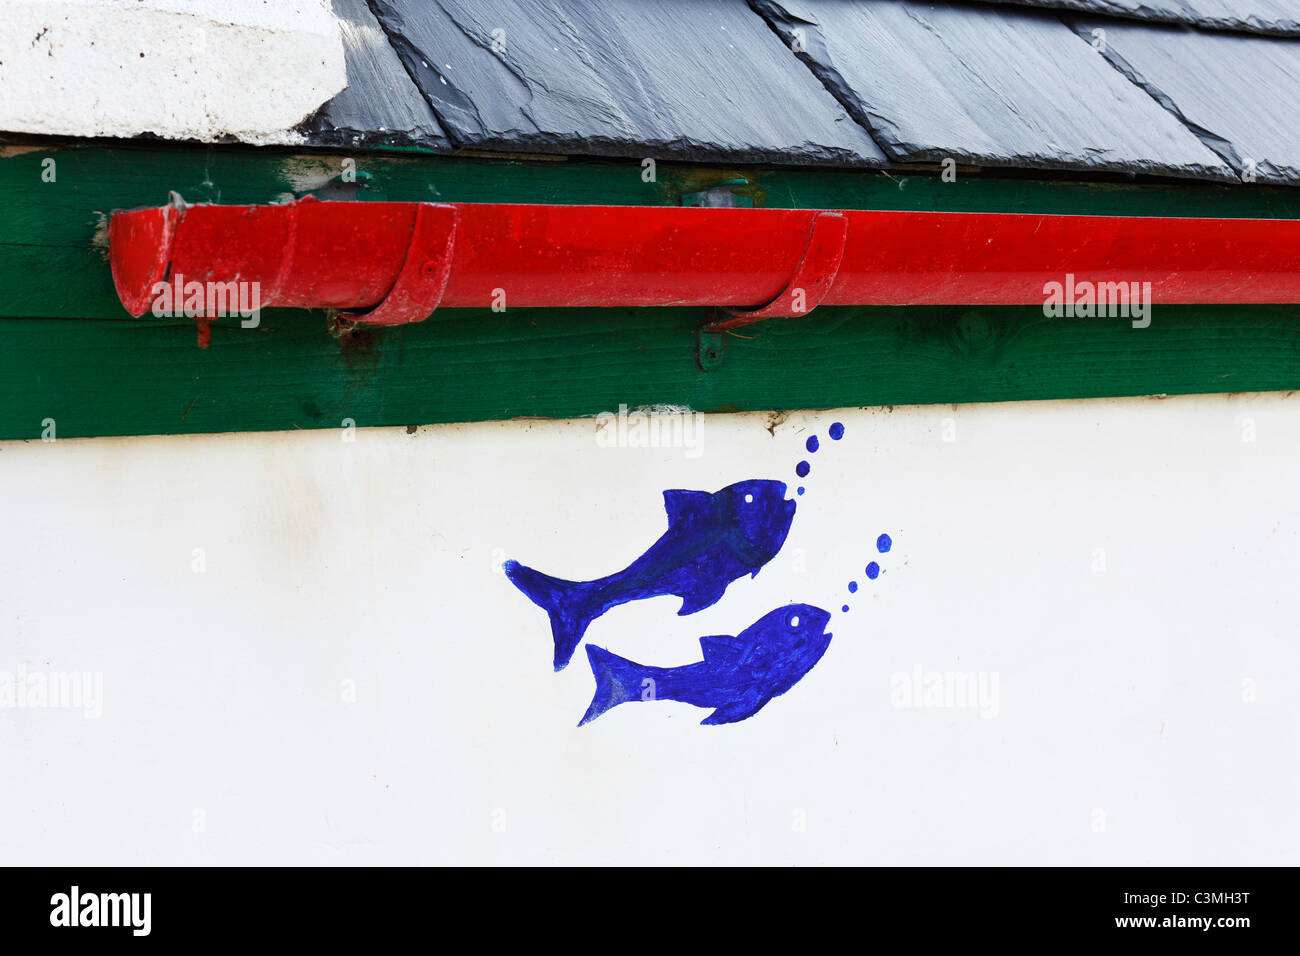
[109,196,1300,328]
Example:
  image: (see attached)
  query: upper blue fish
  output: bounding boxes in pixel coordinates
[504,479,797,670]
[579,604,834,726]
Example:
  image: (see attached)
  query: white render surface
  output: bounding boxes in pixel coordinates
[0,0,345,144]
[0,393,1295,864]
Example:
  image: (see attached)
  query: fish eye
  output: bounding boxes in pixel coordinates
[744,493,754,504]
[789,615,800,627]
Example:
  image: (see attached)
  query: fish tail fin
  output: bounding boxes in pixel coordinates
[579,645,645,726]
[503,560,595,671]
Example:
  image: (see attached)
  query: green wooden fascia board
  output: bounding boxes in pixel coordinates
[1,141,1299,440]
[2,304,1298,441]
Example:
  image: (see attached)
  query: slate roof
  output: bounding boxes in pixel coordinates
[306,0,1300,184]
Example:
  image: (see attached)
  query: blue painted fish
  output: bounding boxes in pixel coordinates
[505,479,797,670]
[579,604,833,725]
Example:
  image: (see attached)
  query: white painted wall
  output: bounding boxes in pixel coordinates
[0,0,345,144]
[0,393,1296,865]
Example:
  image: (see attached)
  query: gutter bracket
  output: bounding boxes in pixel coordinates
[340,203,459,326]
[697,326,725,371]
[704,210,848,334]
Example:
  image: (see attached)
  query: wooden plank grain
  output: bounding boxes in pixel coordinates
[1,305,1298,440]
[4,143,1300,438]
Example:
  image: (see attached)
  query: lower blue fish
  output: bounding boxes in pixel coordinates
[579,604,833,726]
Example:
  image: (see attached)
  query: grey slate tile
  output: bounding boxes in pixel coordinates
[751,0,1237,181]
[970,0,1300,37]
[365,0,887,165]
[1075,19,1300,183]
[1187,0,1300,34]
[305,0,451,150]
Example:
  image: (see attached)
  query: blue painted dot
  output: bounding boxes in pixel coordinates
[847,581,858,593]
[877,533,892,553]
[806,435,819,453]
[866,561,880,580]
[842,604,850,613]
[796,486,805,496]
[829,422,845,440]
[795,461,810,478]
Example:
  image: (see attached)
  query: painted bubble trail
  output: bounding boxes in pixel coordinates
[580,604,834,726]
[842,532,895,612]
[505,479,797,670]
[794,421,844,487]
